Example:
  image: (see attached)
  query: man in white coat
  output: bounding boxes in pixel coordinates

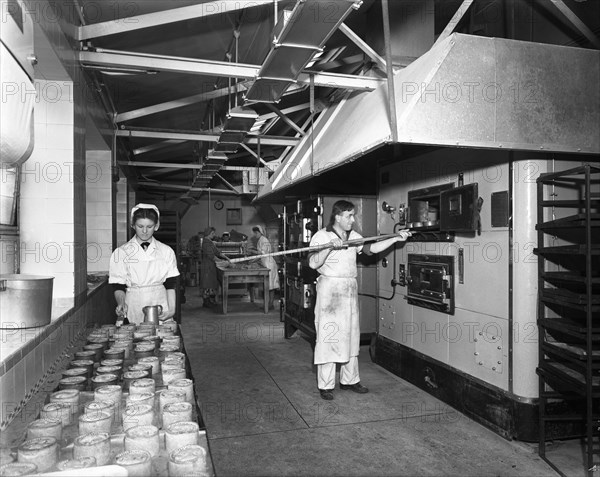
[309,200,411,400]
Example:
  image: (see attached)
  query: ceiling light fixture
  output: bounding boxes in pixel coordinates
[214,105,259,153]
[245,0,363,103]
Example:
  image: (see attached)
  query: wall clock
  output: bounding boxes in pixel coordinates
[214,200,224,210]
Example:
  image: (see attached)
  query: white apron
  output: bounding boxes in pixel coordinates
[257,235,280,290]
[313,276,360,365]
[125,283,169,324]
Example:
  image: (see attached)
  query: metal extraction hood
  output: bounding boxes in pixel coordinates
[258,33,600,199]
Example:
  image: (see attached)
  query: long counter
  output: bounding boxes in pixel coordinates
[0,281,214,476]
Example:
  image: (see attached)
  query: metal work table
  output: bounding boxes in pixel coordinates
[216,262,270,314]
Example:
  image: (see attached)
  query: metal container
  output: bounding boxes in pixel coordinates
[0,274,53,329]
[143,305,162,324]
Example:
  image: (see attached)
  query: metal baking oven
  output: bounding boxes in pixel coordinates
[406,254,454,314]
[286,276,315,309]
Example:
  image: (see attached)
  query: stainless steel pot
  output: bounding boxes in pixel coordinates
[0,274,54,329]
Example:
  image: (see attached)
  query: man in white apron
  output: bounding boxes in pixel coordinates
[109,204,180,324]
[309,200,411,400]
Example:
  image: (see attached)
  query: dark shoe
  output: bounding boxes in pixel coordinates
[340,382,369,394]
[319,389,334,400]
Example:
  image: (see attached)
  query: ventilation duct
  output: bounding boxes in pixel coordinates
[214,106,259,153]
[245,0,363,103]
[258,34,600,199]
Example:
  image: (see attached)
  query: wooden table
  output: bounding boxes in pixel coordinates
[216,262,270,314]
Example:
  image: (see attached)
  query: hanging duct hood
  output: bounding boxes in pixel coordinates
[258,33,600,199]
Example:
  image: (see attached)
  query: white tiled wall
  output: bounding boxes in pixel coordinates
[0,235,18,274]
[116,178,130,246]
[20,79,75,298]
[86,150,112,272]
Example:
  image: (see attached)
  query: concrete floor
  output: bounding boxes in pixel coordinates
[180,289,588,477]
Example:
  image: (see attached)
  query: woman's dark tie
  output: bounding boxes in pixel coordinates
[141,242,150,251]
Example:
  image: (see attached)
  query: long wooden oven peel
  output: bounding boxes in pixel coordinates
[225,231,411,265]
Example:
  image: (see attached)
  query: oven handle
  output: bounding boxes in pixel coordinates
[442,274,452,298]
[406,295,449,306]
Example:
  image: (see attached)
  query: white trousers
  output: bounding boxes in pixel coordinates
[317,356,360,390]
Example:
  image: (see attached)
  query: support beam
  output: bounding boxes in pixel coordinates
[139,181,240,194]
[215,173,240,193]
[275,113,318,166]
[339,23,387,72]
[118,87,306,124]
[316,53,365,72]
[240,143,268,166]
[549,0,600,48]
[78,0,272,40]
[79,50,383,91]
[221,165,269,172]
[119,161,203,169]
[264,104,306,136]
[116,129,218,142]
[116,128,299,147]
[117,84,248,123]
[144,167,186,177]
[434,0,475,46]
[259,102,312,121]
[132,140,185,155]
[80,49,259,80]
[298,70,381,91]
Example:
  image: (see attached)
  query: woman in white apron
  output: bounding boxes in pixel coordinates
[250,225,280,310]
[109,204,180,324]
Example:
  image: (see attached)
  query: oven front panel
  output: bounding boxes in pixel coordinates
[406,254,454,314]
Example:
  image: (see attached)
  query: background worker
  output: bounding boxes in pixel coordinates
[109,203,180,324]
[248,225,280,310]
[309,200,411,400]
[199,226,231,307]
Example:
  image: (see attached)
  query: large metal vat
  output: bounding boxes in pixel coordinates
[0,274,54,329]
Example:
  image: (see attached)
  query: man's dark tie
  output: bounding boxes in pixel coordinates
[141,242,150,251]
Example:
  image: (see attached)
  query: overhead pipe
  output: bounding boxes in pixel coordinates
[234,29,240,107]
[273,0,279,40]
[226,52,233,111]
[256,134,262,195]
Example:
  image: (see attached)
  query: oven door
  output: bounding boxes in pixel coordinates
[406,255,454,314]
